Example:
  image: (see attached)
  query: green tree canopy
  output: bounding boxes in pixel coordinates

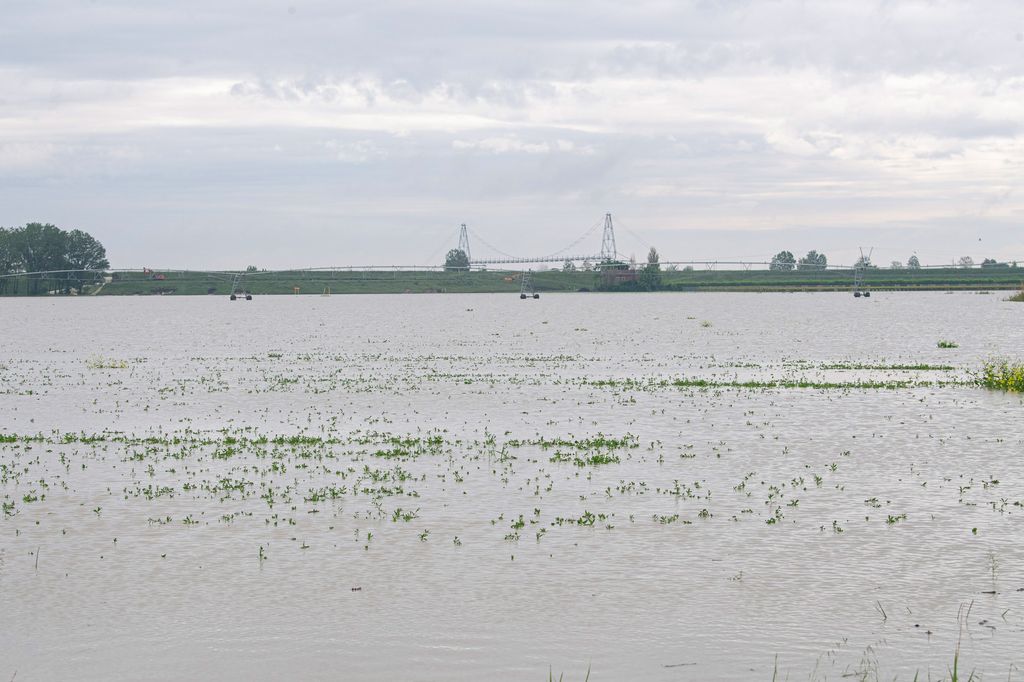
[638,246,662,290]
[797,250,827,270]
[770,250,796,271]
[444,248,470,271]
[0,223,110,294]
[907,255,921,269]
[645,247,661,272]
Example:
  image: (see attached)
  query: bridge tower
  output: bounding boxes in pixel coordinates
[458,224,472,263]
[600,213,617,262]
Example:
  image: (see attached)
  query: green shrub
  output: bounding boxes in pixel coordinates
[979,360,1024,392]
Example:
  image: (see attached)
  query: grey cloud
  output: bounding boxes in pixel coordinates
[3,0,1024,267]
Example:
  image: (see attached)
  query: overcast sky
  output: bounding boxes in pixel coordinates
[2,0,1023,269]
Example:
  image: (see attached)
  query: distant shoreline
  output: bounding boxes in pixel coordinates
[2,267,1022,297]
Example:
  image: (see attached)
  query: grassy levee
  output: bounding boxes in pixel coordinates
[94,269,589,296]
[654,266,1024,292]
[4,265,1022,296]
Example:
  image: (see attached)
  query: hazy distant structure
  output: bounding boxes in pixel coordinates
[457,214,616,267]
[458,224,472,264]
[600,213,617,263]
[228,272,252,301]
[853,247,873,298]
[519,270,539,299]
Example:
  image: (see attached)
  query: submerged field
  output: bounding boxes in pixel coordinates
[1,292,1023,681]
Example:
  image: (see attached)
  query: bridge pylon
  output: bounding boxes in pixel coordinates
[600,213,617,262]
[458,224,472,263]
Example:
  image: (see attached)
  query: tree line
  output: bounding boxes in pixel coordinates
[0,223,110,295]
[769,250,830,270]
[770,250,933,270]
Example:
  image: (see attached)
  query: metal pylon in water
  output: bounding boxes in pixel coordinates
[600,213,617,262]
[520,270,539,299]
[853,247,873,298]
[458,223,472,263]
[228,271,252,300]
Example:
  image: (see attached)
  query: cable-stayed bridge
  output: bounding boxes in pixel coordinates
[457,213,619,267]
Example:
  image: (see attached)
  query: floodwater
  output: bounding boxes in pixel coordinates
[1,292,1023,681]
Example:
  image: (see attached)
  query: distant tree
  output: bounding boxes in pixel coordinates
[890,260,903,269]
[980,258,1007,269]
[581,259,593,272]
[0,228,19,294]
[664,263,678,272]
[638,246,662,290]
[907,255,921,269]
[770,250,796,271]
[65,229,109,271]
[797,250,827,270]
[562,259,576,272]
[64,229,110,293]
[958,256,975,268]
[444,248,470,271]
[17,223,67,275]
[246,265,258,273]
[683,265,694,272]
[0,223,109,295]
[646,247,661,272]
[855,254,876,269]
[0,228,18,275]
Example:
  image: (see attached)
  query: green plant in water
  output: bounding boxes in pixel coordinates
[978,359,1024,392]
[937,340,959,349]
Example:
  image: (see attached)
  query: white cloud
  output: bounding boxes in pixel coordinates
[2,1,1024,266]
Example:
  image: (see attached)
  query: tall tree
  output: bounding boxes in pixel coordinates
[645,247,661,272]
[0,228,19,294]
[0,223,110,295]
[770,251,796,271]
[444,248,470,271]
[907,255,921,269]
[15,223,68,294]
[638,246,662,289]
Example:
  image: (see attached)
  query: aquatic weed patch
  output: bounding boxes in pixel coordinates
[978,360,1024,392]
[3,324,1024,679]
